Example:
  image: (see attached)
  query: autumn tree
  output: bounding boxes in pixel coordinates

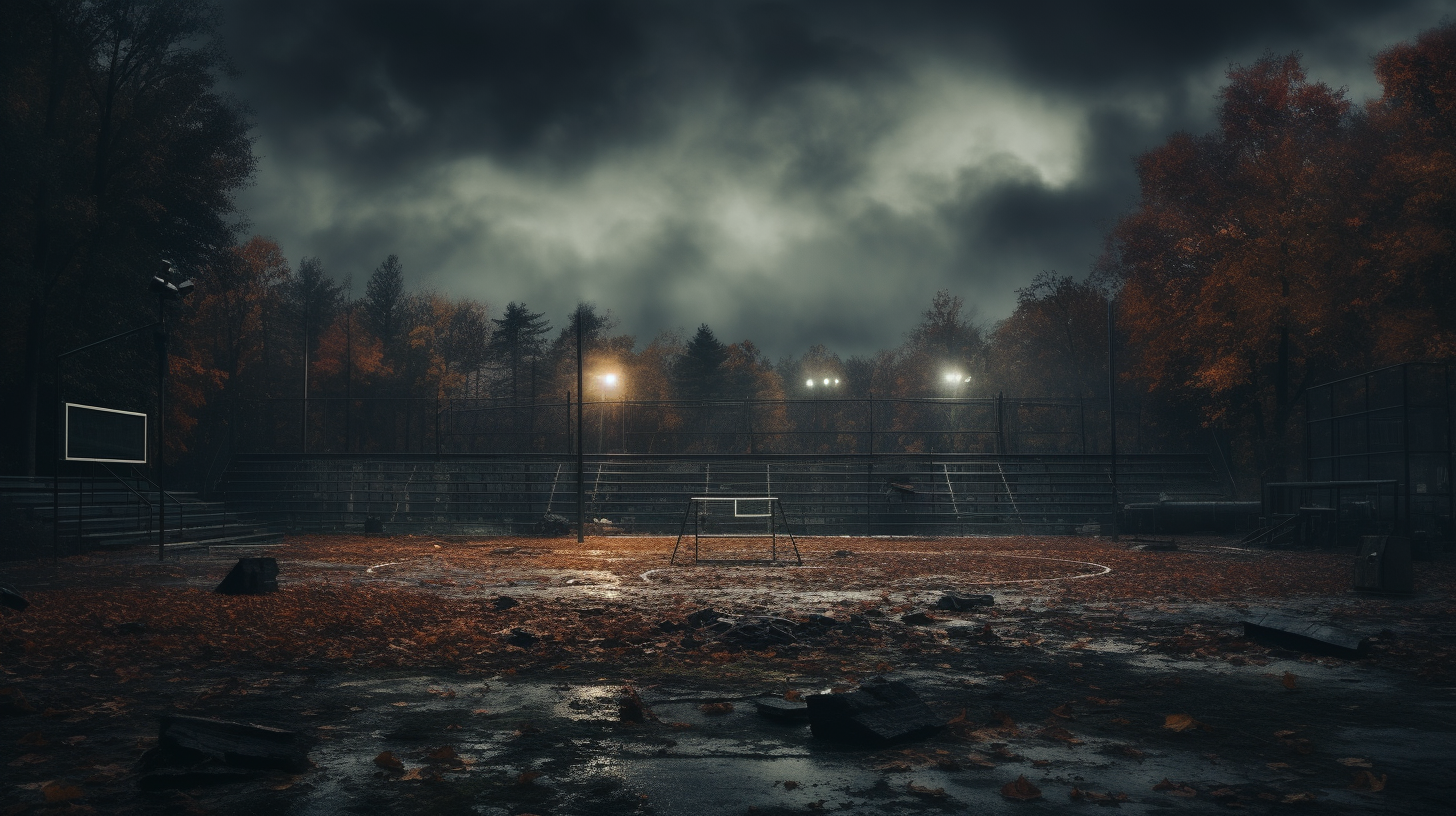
[1104,52,1362,479]
[0,0,254,474]
[1358,23,1456,361]
[985,272,1110,400]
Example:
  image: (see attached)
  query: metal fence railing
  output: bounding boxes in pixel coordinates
[231,395,1145,458]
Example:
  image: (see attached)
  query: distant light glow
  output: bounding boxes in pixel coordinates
[601,373,619,387]
[834,378,840,384]
[806,379,814,387]
[822,378,830,385]
[944,372,961,383]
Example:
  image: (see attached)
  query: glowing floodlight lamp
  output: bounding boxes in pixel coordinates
[601,373,619,387]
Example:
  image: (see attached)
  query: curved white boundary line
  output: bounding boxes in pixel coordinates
[639,553,1112,585]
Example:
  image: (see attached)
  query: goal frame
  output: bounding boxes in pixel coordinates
[670,496,802,565]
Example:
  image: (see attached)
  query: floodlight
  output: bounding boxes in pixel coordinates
[822,378,829,385]
[806,379,814,387]
[834,379,839,384]
[944,372,962,383]
[602,373,619,387]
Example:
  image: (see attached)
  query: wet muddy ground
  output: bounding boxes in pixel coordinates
[2,534,1454,814]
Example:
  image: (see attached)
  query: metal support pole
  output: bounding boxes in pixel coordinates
[576,307,585,543]
[157,295,168,560]
[1107,298,1119,541]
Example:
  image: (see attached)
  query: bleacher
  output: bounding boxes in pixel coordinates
[214,452,1226,535]
[0,475,284,558]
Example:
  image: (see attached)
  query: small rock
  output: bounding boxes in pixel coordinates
[657,620,682,633]
[115,621,147,635]
[493,596,519,611]
[832,550,855,558]
[505,629,538,648]
[805,679,942,746]
[900,611,937,626]
[0,584,28,612]
[685,608,724,629]
[934,594,995,611]
[535,513,571,536]
[215,557,278,595]
[754,697,810,722]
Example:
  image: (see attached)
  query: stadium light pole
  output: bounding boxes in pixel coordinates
[1107,297,1119,542]
[151,259,195,560]
[576,305,585,543]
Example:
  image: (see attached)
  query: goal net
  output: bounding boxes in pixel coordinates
[671,496,801,565]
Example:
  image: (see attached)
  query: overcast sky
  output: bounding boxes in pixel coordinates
[219,0,1456,358]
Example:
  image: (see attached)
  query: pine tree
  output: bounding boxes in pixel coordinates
[676,324,728,401]
[488,302,551,404]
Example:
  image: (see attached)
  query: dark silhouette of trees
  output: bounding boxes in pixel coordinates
[364,255,406,349]
[675,324,728,401]
[488,303,551,404]
[1,0,255,474]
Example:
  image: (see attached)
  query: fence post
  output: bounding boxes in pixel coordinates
[744,400,752,454]
[435,397,441,457]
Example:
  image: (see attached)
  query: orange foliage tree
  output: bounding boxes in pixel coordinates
[1104,53,1365,477]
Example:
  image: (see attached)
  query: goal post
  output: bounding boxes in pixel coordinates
[670,496,802,565]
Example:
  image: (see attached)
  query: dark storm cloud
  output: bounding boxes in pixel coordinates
[220,0,1456,357]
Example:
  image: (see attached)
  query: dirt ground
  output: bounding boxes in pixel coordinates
[2,534,1454,815]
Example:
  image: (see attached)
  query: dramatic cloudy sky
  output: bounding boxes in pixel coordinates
[219,0,1456,358]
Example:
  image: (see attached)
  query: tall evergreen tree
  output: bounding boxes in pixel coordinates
[676,324,728,401]
[364,254,405,346]
[488,302,551,404]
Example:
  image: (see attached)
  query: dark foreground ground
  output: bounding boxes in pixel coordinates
[2,534,1454,815]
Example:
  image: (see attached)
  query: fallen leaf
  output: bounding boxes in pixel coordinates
[1350,770,1387,792]
[1282,792,1319,803]
[1104,744,1145,761]
[18,731,46,746]
[373,751,404,771]
[516,770,541,786]
[1163,713,1206,732]
[43,781,84,803]
[1038,726,1084,745]
[699,702,734,716]
[1337,757,1372,768]
[907,782,945,798]
[1051,703,1077,720]
[1273,729,1297,738]
[1281,672,1298,690]
[783,780,799,790]
[784,690,802,702]
[426,746,458,762]
[1001,775,1041,801]
[1153,778,1197,797]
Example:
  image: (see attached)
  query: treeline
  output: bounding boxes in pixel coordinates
[7,0,1456,494]
[1102,28,1456,488]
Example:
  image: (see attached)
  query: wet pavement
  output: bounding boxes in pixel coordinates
[3,535,1455,814]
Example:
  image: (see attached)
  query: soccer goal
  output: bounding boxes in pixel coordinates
[670,496,801,565]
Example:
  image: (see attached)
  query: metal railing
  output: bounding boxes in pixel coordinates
[231,395,1144,458]
[218,451,1220,536]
